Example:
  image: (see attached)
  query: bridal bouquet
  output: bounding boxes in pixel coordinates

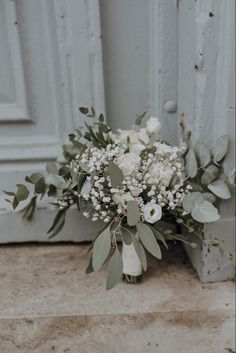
[5,108,234,289]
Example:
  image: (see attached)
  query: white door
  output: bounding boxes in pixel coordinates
[0,0,178,242]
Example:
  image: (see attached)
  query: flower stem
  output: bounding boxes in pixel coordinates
[122,274,142,284]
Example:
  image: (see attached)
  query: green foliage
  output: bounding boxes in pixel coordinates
[185,148,198,178]
[92,227,111,271]
[208,180,231,199]
[135,112,146,126]
[121,226,133,245]
[212,135,229,162]
[194,141,211,168]
[201,165,220,185]
[127,200,140,226]
[191,201,220,223]
[47,209,66,239]
[107,161,124,187]
[106,248,123,290]
[137,223,162,259]
[131,233,147,271]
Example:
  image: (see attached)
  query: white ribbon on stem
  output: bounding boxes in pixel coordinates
[122,241,142,276]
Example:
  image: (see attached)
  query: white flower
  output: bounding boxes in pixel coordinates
[118,128,149,155]
[146,117,161,135]
[117,153,140,177]
[154,142,173,155]
[143,202,162,224]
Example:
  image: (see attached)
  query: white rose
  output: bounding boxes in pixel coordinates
[154,142,172,155]
[117,153,140,177]
[143,202,162,224]
[146,117,161,135]
[118,129,149,155]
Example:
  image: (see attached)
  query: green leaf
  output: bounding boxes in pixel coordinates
[3,190,15,196]
[185,148,198,178]
[12,196,19,209]
[106,248,123,290]
[25,172,44,184]
[85,255,94,274]
[47,210,66,238]
[137,223,162,259]
[131,234,147,271]
[34,177,46,194]
[201,165,220,185]
[22,196,37,221]
[182,192,204,212]
[80,179,91,195]
[99,114,104,123]
[208,180,231,199]
[149,226,168,249]
[16,184,29,201]
[127,200,140,226]
[79,107,89,115]
[59,166,71,178]
[194,141,211,168]
[46,174,69,190]
[107,161,124,187]
[191,201,220,223]
[212,135,229,162]
[46,162,58,175]
[121,226,133,245]
[135,112,146,126]
[92,227,111,271]
[202,192,216,204]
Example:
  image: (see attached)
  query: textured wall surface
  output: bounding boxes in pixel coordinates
[178,0,235,281]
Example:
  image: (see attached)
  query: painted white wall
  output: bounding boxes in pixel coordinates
[178,0,235,281]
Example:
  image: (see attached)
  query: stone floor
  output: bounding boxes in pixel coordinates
[0,243,235,353]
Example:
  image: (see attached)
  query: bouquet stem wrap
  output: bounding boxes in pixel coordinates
[122,241,142,279]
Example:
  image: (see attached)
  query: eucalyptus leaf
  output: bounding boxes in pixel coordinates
[121,226,133,245]
[107,161,124,187]
[16,184,29,201]
[182,192,204,212]
[147,225,168,249]
[47,210,66,238]
[80,179,91,196]
[22,195,37,221]
[46,162,58,175]
[212,135,229,162]
[46,174,70,190]
[106,248,123,290]
[202,192,216,204]
[137,223,162,259]
[194,141,211,168]
[201,165,220,185]
[208,180,231,199]
[92,227,111,271]
[34,178,46,195]
[185,148,198,178]
[191,201,220,223]
[131,234,147,271]
[25,172,44,185]
[79,107,89,115]
[127,200,140,226]
[85,255,94,274]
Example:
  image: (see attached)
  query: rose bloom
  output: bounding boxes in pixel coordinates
[117,128,149,155]
[146,117,161,135]
[143,202,162,224]
[117,152,140,177]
